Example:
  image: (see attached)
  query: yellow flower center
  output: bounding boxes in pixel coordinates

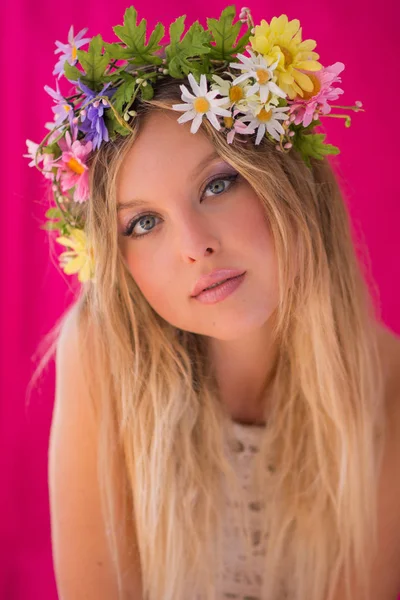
[258,108,273,122]
[193,97,210,113]
[279,46,293,69]
[229,85,244,102]
[63,104,71,113]
[256,69,271,85]
[300,73,321,100]
[71,45,77,62]
[67,157,85,175]
[224,116,234,129]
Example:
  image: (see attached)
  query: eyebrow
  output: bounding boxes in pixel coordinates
[117,149,220,212]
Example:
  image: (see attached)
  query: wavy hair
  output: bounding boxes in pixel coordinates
[31,75,387,600]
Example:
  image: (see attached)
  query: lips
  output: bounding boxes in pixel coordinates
[191,268,246,298]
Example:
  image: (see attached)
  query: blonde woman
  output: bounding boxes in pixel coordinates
[28,8,400,600]
[46,76,400,600]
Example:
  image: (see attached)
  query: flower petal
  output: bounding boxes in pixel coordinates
[296,60,323,72]
[255,125,265,145]
[206,111,221,131]
[212,106,232,117]
[246,83,259,97]
[190,113,203,134]
[64,255,85,275]
[172,103,193,112]
[207,89,220,100]
[56,236,78,249]
[177,110,196,124]
[179,85,195,101]
[269,82,287,98]
[260,86,270,104]
[188,73,202,97]
[292,70,314,92]
[232,73,252,85]
[78,260,92,282]
[199,74,208,96]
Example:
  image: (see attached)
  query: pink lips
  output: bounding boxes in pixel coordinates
[190,268,246,298]
[194,272,246,304]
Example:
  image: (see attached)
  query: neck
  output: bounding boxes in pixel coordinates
[207,313,278,425]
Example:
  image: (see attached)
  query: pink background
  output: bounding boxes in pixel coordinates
[1,1,399,598]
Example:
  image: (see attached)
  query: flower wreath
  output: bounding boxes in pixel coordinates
[24,5,363,282]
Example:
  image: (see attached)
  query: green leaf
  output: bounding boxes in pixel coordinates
[63,61,82,82]
[293,133,340,168]
[291,118,322,135]
[41,220,62,231]
[113,7,164,65]
[207,5,251,60]
[104,111,131,137]
[140,82,154,100]
[165,17,212,78]
[42,142,62,159]
[45,207,63,219]
[103,42,132,60]
[110,74,136,112]
[102,67,129,83]
[76,35,110,88]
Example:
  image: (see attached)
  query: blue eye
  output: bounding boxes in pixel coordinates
[203,174,238,198]
[123,173,239,239]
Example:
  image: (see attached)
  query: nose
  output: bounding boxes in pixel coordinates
[175,208,221,263]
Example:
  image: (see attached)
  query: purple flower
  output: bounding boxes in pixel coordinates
[53,25,91,79]
[77,80,114,150]
[44,81,77,135]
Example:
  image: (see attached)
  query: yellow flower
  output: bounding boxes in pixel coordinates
[250,14,323,100]
[56,228,94,282]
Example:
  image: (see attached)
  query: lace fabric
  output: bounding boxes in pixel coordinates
[215,420,289,600]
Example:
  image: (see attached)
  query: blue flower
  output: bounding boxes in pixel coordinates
[77,80,114,150]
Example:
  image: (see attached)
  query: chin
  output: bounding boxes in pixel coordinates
[183,309,273,341]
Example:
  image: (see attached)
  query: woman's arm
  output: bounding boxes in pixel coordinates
[330,328,400,600]
[48,306,142,599]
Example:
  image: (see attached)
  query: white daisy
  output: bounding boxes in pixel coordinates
[230,50,287,104]
[210,73,249,110]
[172,73,232,134]
[238,101,290,145]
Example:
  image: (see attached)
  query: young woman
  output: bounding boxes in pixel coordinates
[29,8,400,600]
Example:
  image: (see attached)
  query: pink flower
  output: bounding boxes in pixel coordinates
[24,140,55,180]
[53,25,91,79]
[54,131,92,202]
[225,108,256,144]
[288,62,345,128]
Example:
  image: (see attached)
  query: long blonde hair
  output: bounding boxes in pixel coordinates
[31,76,386,600]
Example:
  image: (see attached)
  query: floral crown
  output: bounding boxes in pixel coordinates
[25,5,363,283]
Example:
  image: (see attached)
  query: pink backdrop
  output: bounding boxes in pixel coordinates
[2,1,399,598]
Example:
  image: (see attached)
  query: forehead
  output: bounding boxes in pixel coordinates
[117,110,216,193]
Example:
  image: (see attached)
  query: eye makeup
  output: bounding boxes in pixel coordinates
[121,169,240,239]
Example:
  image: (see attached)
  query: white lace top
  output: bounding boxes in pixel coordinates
[215,419,289,600]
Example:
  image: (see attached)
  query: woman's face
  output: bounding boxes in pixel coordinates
[116,109,279,341]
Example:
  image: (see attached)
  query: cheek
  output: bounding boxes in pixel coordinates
[230,191,272,251]
[124,245,176,308]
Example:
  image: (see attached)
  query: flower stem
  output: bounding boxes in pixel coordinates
[329,104,365,112]
[323,113,352,127]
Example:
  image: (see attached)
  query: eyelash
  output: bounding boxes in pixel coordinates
[122,173,239,239]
